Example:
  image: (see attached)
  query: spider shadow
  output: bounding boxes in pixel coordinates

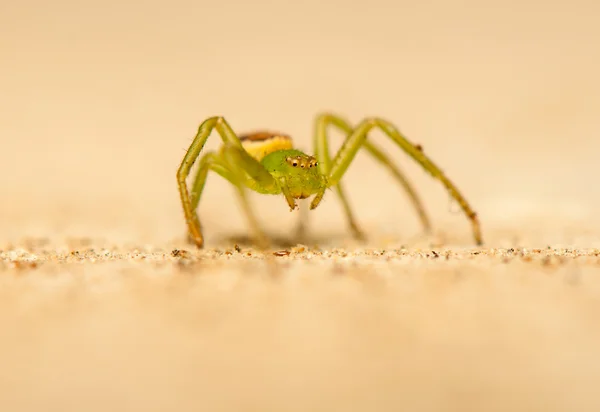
[215,230,363,250]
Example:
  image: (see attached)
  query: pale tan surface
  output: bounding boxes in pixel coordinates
[1,0,600,411]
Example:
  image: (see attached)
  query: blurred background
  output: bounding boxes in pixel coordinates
[2,0,599,247]
[2,1,600,411]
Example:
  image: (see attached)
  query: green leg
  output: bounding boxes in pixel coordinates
[333,186,364,239]
[190,152,232,211]
[220,143,280,195]
[221,144,287,247]
[177,116,257,248]
[294,200,309,241]
[361,141,431,233]
[314,113,432,239]
[325,115,482,245]
[233,185,270,248]
[188,151,269,247]
[313,115,366,239]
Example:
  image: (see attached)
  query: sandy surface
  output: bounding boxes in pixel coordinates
[2,0,600,411]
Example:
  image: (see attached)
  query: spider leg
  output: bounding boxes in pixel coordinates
[234,186,270,249]
[220,143,290,247]
[177,116,266,248]
[190,152,233,211]
[188,151,269,248]
[313,116,365,239]
[314,113,432,240]
[325,116,482,246]
[219,143,279,194]
[294,200,309,242]
[361,140,431,233]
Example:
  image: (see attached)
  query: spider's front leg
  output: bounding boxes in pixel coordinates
[177,116,267,248]
[220,143,282,248]
[313,113,432,240]
[325,116,483,246]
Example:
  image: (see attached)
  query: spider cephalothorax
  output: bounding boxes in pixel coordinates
[176,114,482,248]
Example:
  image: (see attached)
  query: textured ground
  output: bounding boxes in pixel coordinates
[2,0,600,411]
[2,237,600,411]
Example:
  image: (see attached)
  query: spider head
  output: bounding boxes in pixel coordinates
[261,149,327,198]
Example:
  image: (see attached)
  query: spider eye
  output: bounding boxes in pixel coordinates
[292,161,298,167]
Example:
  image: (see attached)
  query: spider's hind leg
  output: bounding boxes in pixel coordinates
[233,186,270,249]
[332,184,366,240]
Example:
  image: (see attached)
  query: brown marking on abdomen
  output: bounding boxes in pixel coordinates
[239,131,291,142]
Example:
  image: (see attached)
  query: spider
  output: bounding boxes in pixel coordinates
[176,113,482,248]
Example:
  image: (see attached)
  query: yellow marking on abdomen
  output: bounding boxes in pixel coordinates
[239,132,293,161]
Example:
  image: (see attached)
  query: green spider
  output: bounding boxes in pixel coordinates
[176,113,482,248]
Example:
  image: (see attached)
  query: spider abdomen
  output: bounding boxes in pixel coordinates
[238,131,293,161]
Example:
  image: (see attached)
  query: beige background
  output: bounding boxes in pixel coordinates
[1,0,600,410]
